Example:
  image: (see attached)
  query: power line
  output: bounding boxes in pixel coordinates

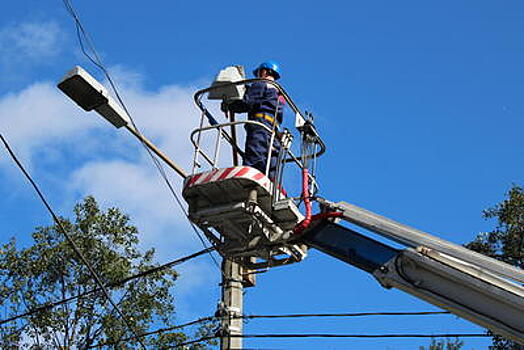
[175,335,218,347]
[0,247,213,326]
[239,311,450,320]
[228,333,490,340]
[170,332,490,348]
[60,0,223,272]
[85,310,457,348]
[231,333,490,339]
[174,333,489,346]
[88,316,215,348]
[0,134,148,349]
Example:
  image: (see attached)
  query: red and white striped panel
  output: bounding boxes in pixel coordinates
[184,166,274,194]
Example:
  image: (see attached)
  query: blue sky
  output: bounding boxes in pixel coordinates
[1,1,523,349]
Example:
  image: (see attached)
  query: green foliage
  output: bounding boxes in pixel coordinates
[467,185,524,268]
[0,196,214,349]
[466,185,524,350]
[419,337,464,350]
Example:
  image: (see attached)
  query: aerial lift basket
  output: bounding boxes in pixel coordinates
[183,67,326,270]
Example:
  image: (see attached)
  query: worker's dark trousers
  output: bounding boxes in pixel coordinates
[244,123,280,179]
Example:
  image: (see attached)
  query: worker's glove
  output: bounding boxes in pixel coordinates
[220,100,230,113]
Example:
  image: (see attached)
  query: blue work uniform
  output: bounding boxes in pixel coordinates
[229,81,284,178]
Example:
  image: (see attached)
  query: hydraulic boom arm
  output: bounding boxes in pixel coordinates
[301,199,524,345]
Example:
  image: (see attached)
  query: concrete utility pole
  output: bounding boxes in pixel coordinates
[219,259,244,350]
[218,189,259,349]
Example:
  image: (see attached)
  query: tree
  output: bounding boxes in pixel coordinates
[0,196,215,349]
[419,337,464,350]
[466,185,524,350]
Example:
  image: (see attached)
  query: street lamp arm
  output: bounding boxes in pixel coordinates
[125,123,188,179]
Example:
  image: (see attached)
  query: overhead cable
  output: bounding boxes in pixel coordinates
[0,134,148,349]
[0,247,213,326]
[173,335,218,348]
[86,310,459,348]
[60,0,222,271]
[88,316,215,348]
[169,332,489,348]
[230,333,489,339]
[237,311,450,319]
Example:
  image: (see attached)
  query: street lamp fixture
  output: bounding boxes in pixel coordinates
[57,66,130,128]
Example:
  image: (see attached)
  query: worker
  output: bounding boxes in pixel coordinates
[224,60,284,179]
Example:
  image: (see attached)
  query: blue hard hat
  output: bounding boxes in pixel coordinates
[253,60,281,80]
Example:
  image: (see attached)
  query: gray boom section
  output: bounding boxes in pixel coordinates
[302,222,524,345]
[319,199,524,284]
[374,248,524,344]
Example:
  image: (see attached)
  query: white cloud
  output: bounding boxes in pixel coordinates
[70,159,199,257]
[0,82,97,168]
[0,21,65,65]
[118,82,199,166]
[0,65,216,258]
[0,65,222,317]
[65,68,206,253]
